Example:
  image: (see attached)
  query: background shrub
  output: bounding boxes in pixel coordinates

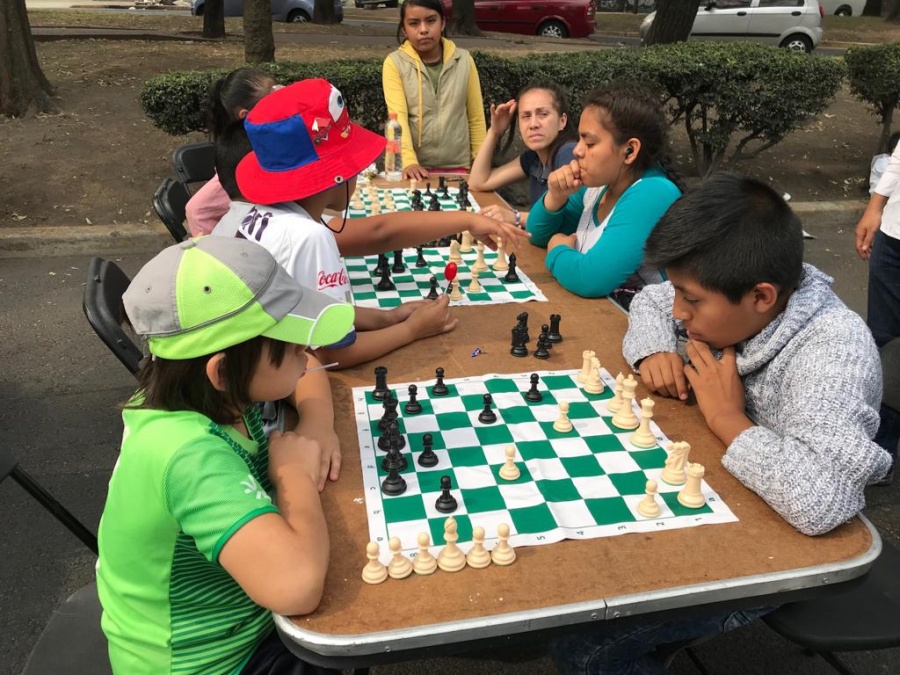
[846,43,900,153]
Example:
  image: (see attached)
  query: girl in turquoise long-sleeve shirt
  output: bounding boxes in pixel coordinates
[527,83,682,303]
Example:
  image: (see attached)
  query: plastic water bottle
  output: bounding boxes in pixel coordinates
[384,112,402,181]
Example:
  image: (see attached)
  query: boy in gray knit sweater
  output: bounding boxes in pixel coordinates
[550,173,891,675]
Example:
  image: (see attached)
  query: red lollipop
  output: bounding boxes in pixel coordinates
[444,262,458,283]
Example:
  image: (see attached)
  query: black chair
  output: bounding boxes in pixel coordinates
[763,539,900,674]
[172,141,216,190]
[152,177,191,243]
[83,257,144,377]
[1,448,111,674]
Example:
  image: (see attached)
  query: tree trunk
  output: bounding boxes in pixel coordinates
[447,0,482,36]
[244,0,275,63]
[313,0,338,23]
[202,0,225,38]
[644,0,697,45]
[862,0,882,16]
[0,0,56,117]
[887,0,900,21]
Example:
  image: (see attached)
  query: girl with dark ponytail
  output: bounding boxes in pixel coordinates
[186,67,277,236]
[526,81,683,307]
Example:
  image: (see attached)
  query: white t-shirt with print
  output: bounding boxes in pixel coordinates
[212,201,351,303]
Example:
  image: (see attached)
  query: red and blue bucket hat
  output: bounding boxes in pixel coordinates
[236,78,386,205]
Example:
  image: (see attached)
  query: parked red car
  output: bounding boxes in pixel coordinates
[441,0,596,39]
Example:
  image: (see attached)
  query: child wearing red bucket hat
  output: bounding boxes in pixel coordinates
[215,78,528,369]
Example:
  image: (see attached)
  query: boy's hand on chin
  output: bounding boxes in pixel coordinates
[684,340,752,445]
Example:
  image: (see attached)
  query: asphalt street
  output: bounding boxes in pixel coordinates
[1,205,899,673]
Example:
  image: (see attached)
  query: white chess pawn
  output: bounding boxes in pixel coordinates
[660,441,690,486]
[448,279,464,301]
[584,356,604,395]
[611,375,640,429]
[630,398,657,448]
[466,526,492,569]
[467,270,483,293]
[361,541,388,585]
[553,400,574,433]
[606,372,625,413]
[387,536,413,579]
[449,239,462,263]
[678,462,707,508]
[460,230,474,253]
[437,516,466,572]
[490,523,516,566]
[413,532,437,575]
[472,241,489,272]
[576,349,595,384]
[370,201,381,215]
[492,237,508,271]
[409,178,417,194]
[499,444,520,481]
[637,479,661,518]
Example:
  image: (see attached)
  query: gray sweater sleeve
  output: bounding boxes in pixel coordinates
[723,322,891,536]
[622,282,680,368]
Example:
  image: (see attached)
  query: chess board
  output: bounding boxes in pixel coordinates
[348,186,481,218]
[355,368,738,563]
[344,246,548,308]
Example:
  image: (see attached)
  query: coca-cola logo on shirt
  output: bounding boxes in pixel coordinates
[318,269,349,289]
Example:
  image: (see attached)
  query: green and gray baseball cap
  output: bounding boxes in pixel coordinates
[123,236,355,360]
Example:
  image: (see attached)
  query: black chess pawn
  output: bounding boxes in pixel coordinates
[540,326,552,350]
[434,475,457,513]
[392,249,405,273]
[424,182,433,197]
[504,252,520,282]
[548,313,563,343]
[376,262,395,291]
[417,432,438,467]
[478,393,497,424]
[428,193,441,211]
[404,384,422,414]
[431,367,449,396]
[373,253,388,277]
[510,325,528,358]
[525,373,543,402]
[533,335,551,360]
[415,245,427,267]
[381,463,407,496]
[372,365,389,401]
[426,276,440,300]
[412,192,424,211]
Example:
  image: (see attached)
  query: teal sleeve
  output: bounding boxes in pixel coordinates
[545,178,682,298]
[526,187,587,247]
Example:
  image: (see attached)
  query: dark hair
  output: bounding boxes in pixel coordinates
[396,0,446,44]
[206,67,274,140]
[216,120,253,200]
[582,81,684,193]
[644,173,803,303]
[129,336,287,425]
[888,131,900,155]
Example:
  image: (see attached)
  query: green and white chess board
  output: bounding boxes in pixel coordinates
[344,245,548,308]
[355,368,738,562]
[348,185,481,218]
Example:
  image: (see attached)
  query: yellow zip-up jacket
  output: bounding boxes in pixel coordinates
[382,38,486,171]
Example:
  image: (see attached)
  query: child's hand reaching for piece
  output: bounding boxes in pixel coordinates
[639,352,689,400]
[405,293,458,339]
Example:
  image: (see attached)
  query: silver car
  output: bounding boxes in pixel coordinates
[640,0,823,53]
[191,0,344,23]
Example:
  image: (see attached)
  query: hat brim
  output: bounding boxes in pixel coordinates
[237,123,386,205]
[262,292,355,350]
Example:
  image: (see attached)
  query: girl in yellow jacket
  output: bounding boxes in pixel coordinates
[382,0,486,181]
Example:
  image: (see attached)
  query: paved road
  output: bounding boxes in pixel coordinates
[2,205,898,673]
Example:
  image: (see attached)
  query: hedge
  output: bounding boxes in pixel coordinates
[846,43,900,154]
[140,43,845,176]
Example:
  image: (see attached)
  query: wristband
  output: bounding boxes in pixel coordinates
[513,210,522,228]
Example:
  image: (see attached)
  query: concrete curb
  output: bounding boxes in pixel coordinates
[0,223,172,258]
[0,200,868,258]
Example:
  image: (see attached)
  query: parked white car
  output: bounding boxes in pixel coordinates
[640,0,824,53]
[191,0,343,23]
[819,0,865,15]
